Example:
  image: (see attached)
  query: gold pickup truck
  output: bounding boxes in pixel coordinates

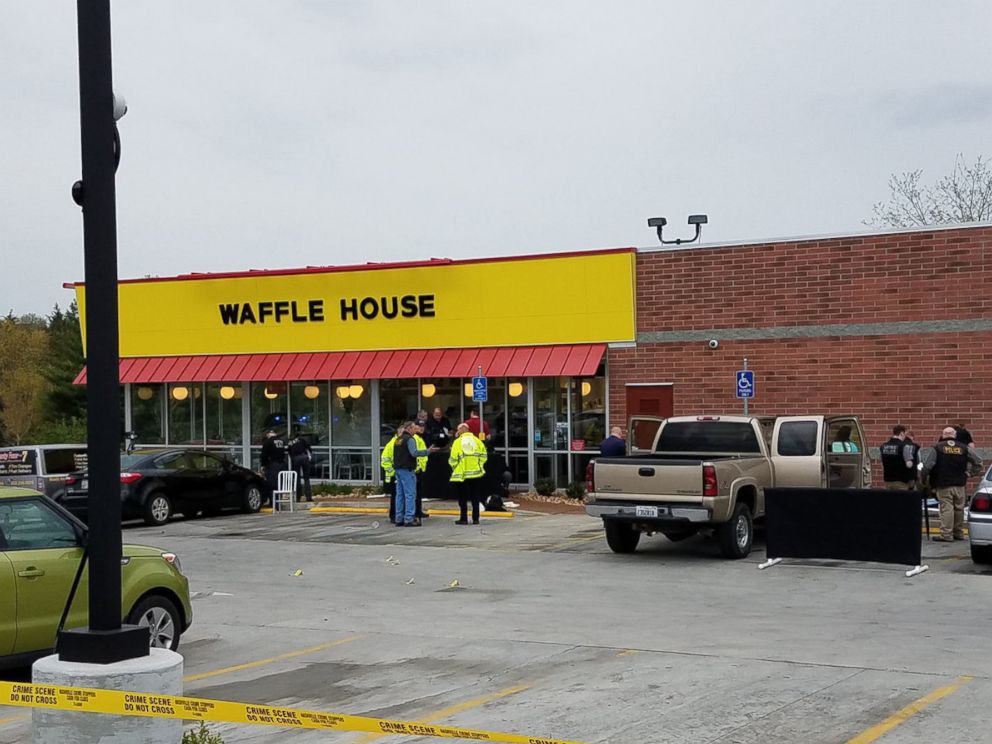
[585,415,871,559]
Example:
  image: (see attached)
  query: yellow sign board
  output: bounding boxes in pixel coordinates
[75,250,636,357]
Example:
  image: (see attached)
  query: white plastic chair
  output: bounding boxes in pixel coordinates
[272,470,298,513]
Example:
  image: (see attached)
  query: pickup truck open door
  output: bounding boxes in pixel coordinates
[771,416,826,488]
[627,416,665,454]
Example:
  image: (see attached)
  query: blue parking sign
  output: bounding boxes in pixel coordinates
[736,370,754,398]
[472,376,488,402]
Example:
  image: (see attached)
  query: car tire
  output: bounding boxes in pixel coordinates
[127,595,181,651]
[242,483,264,514]
[142,492,173,526]
[970,543,992,564]
[604,519,640,553]
[717,502,753,559]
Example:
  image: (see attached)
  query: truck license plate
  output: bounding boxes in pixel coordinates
[635,506,658,518]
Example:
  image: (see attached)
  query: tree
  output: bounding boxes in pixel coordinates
[43,302,87,425]
[868,154,992,228]
[0,317,50,444]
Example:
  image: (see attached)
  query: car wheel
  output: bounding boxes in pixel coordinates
[127,595,181,651]
[717,502,753,559]
[242,483,264,514]
[604,519,640,553]
[970,543,992,564]
[142,492,173,526]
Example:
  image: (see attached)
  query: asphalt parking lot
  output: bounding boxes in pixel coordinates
[2,507,990,743]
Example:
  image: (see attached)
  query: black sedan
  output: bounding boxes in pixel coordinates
[56,449,267,525]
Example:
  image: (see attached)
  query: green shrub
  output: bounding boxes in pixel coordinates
[533,478,556,496]
[565,481,586,500]
[353,484,377,496]
[183,722,224,744]
[312,483,355,496]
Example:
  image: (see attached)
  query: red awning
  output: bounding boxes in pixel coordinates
[73,344,606,385]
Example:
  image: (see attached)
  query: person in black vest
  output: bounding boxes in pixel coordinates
[288,434,313,502]
[879,425,916,490]
[920,426,983,542]
[259,430,287,505]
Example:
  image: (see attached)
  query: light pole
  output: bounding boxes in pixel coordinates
[57,0,148,664]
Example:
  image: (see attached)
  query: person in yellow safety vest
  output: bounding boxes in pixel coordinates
[380,427,402,523]
[412,419,429,520]
[449,423,487,525]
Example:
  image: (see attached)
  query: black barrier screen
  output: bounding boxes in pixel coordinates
[765,488,922,566]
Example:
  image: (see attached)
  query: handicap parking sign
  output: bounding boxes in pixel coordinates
[736,370,754,399]
[472,376,488,402]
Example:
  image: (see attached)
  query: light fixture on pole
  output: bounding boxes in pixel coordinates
[648,214,708,246]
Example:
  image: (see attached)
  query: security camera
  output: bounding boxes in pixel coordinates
[707,339,719,349]
[112,94,127,122]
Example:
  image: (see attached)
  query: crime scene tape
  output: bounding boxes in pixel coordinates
[0,681,584,744]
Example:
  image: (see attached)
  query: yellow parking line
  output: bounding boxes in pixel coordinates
[616,649,640,658]
[353,683,531,742]
[183,634,363,683]
[845,675,973,744]
[0,713,28,726]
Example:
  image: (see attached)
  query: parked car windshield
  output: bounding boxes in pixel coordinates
[655,422,761,454]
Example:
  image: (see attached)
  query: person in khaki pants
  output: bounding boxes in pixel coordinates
[920,426,983,542]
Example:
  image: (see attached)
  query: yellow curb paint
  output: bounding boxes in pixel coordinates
[183,635,363,683]
[615,650,640,658]
[845,676,973,744]
[353,683,532,743]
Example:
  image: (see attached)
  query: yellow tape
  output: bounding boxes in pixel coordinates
[0,681,582,744]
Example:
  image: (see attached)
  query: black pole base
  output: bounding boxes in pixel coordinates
[57,626,150,664]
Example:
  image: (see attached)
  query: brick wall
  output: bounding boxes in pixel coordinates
[608,225,992,480]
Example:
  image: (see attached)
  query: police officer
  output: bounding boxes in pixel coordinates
[879,425,916,489]
[259,430,287,504]
[288,433,313,502]
[380,425,402,523]
[449,423,488,525]
[412,419,429,519]
[920,426,983,542]
[393,422,430,527]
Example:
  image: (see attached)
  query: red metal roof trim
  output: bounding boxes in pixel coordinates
[74,345,606,385]
[66,247,635,289]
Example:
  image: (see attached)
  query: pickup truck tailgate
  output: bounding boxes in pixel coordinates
[592,458,704,502]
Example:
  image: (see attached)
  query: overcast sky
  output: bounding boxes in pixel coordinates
[4,1,991,316]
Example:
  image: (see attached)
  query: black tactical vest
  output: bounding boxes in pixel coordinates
[930,439,969,488]
[393,432,416,471]
[879,437,913,483]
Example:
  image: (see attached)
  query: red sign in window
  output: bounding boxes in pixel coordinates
[571,439,586,452]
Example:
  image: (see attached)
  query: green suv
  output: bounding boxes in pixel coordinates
[0,487,192,669]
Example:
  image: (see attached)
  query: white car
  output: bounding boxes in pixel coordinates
[968,467,992,564]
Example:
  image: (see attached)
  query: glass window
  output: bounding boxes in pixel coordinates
[167,383,202,445]
[188,452,225,471]
[378,380,416,446]
[462,378,504,444]
[291,382,328,446]
[827,420,862,453]
[333,380,372,447]
[0,499,79,550]
[571,377,605,450]
[506,379,528,449]
[421,379,462,429]
[131,384,165,444]
[42,448,88,475]
[534,453,568,488]
[656,422,761,454]
[154,452,189,470]
[534,377,568,450]
[205,383,243,446]
[506,451,529,484]
[250,382,288,445]
[776,421,819,456]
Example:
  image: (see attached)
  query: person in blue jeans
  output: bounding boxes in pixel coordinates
[392,421,431,526]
